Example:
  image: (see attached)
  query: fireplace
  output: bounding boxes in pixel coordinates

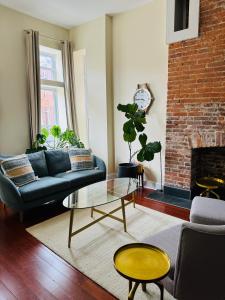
[191,147,225,199]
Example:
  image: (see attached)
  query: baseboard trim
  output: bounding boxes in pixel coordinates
[164,186,191,200]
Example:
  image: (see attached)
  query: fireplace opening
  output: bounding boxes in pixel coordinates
[191,147,225,200]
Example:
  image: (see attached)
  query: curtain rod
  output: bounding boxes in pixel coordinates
[24,29,64,43]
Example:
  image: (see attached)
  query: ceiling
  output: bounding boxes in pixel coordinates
[0,0,153,28]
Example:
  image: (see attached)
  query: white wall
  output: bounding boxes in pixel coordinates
[0,5,68,155]
[113,0,168,185]
[0,1,168,187]
[69,16,114,173]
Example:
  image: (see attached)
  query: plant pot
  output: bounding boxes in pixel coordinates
[118,163,137,179]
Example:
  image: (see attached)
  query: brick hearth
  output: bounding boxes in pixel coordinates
[165,0,225,190]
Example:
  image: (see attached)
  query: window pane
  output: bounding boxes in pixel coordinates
[40,45,64,82]
[41,85,67,131]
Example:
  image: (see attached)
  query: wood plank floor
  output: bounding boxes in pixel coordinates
[0,188,190,300]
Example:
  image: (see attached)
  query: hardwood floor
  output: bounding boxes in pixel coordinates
[0,188,189,300]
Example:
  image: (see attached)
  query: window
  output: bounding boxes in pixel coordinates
[166,0,200,44]
[174,0,190,32]
[39,45,67,131]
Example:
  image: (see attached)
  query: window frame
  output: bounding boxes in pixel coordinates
[39,44,67,131]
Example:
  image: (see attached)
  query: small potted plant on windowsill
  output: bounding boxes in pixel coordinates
[26,125,84,153]
[117,103,161,178]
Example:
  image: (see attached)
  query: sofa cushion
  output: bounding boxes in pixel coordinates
[54,169,105,188]
[19,176,71,202]
[28,151,48,177]
[143,223,183,280]
[45,150,71,175]
[1,154,37,187]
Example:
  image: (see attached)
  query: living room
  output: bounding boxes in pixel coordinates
[0,0,225,299]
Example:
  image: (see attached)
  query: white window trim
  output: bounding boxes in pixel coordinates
[166,0,200,44]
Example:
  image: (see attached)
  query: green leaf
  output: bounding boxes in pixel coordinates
[123,120,134,133]
[139,134,147,147]
[117,103,138,115]
[117,104,128,113]
[41,128,49,138]
[36,133,47,145]
[147,141,162,153]
[143,148,154,161]
[135,110,146,120]
[137,148,145,162]
[50,125,61,138]
[123,128,136,142]
[134,121,145,132]
[123,120,136,142]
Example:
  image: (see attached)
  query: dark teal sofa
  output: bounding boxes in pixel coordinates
[0,150,106,214]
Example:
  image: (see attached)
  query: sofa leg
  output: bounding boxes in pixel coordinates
[19,211,24,223]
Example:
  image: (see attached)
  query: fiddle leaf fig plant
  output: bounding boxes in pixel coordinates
[117,103,161,163]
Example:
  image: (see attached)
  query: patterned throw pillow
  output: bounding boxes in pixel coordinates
[69,149,93,171]
[1,154,37,187]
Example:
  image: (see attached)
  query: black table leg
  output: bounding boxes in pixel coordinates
[142,283,146,292]
[155,282,164,300]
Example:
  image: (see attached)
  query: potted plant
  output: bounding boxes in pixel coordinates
[26,126,84,153]
[26,133,47,154]
[117,103,161,178]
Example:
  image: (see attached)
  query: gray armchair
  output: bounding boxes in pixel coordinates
[143,197,225,300]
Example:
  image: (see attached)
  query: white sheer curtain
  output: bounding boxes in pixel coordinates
[61,40,78,134]
[25,30,41,145]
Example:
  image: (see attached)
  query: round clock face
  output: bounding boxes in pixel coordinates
[134,88,152,111]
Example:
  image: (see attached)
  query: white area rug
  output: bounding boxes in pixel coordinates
[27,202,183,300]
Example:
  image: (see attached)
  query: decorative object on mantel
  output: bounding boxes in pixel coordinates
[117,103,161,179]
[133,83,154,113]
[166,0,200,44]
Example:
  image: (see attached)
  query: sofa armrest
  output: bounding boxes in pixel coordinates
[190,196,225,225]
[0,172,23,209]
[93,156,106,173]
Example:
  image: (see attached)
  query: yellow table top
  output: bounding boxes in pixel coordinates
[196,177,225,189]
[114,243,170,282]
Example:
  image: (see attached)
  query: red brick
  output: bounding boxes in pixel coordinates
[165,0,225,189]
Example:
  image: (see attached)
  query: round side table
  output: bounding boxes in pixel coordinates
[113,243,170,300]
[196,177,225,199]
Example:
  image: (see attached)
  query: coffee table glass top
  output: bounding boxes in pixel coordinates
[63,177,137,209]
[114,243,170,282]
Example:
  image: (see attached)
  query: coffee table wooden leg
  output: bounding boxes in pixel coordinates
[68,208,74,248]
[121,198,127,232]
[128,282,139,300]
[91,207,94,218]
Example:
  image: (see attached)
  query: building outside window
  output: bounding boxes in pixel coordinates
[39,45,67,132]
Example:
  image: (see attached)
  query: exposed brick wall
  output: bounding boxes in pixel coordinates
[165,0,225,190]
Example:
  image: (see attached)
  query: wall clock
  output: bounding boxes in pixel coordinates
[133,83,154,112]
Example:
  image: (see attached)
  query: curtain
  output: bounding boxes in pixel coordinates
[25,30,41,146]
[61,41,78,133]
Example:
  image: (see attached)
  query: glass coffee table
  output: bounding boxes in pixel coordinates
[63,178,138,248]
